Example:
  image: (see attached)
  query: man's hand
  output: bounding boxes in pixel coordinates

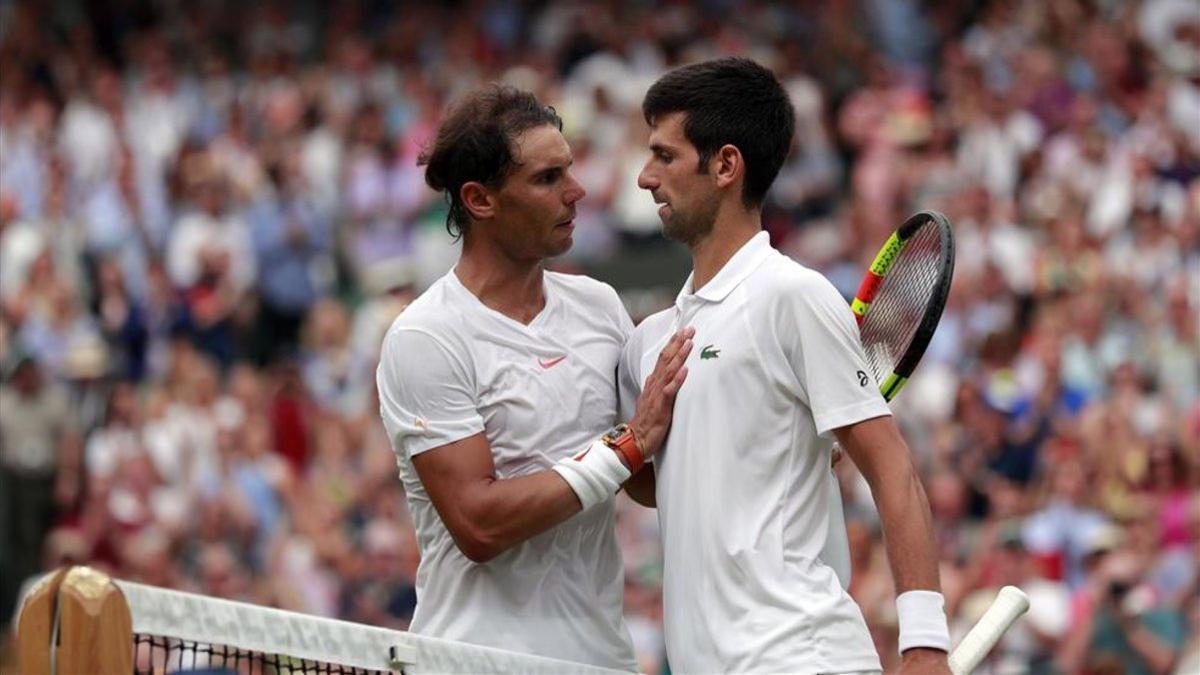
[898,647,951,675]
[629,327,693,460]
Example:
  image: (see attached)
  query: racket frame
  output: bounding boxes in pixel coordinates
[851,210,955,401]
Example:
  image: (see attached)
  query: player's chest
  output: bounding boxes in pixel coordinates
[641,301,770,396]
[474,319,621,414]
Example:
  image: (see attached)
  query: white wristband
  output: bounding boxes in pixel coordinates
[896,590,951,653]
[552,440,631,511]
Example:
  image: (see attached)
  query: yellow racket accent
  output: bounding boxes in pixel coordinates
[880,373,909,401]
[851,298,871,317]
[869,232,905,276]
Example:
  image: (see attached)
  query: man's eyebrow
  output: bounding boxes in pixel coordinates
[649,142,672,154]
[530,158,574,173]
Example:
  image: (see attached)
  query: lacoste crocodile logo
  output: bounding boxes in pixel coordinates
[700,344,720,360]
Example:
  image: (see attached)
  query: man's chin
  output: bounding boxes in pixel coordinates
[662,207,716,244]
[661,218,689,243]
[546,234,574,257]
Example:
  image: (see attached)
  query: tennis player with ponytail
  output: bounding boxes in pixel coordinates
[619,58,952,674]
[376,85,687,671]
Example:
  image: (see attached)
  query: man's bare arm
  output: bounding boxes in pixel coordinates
[622,464,656,507]
[413,433,583,563]
[835,415,940,593]
[835,415,950,674]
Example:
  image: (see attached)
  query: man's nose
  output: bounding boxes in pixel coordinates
[637,164,657,190]
[564,173,586,204]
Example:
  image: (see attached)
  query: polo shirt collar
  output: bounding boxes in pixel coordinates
[676,231,774,305]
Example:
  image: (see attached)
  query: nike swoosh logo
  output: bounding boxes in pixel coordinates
[573,447,590,461]
[538,356,567,369]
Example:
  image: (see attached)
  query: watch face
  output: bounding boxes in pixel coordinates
[605,424,628,443]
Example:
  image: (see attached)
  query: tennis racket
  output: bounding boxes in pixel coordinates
[948,586,1031,674]
[851,210,956,399]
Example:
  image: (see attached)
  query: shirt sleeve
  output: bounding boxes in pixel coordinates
[780,272,892,438]
[376,326,484,458]
[602,283,638,423]
[617,325,643,424]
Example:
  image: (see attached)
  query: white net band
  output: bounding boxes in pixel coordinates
[117,580,630,674]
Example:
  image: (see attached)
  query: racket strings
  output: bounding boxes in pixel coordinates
[859,222,944,384]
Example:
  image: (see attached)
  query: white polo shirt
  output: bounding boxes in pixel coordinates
[377,269,637,672]
[619,232,890,674]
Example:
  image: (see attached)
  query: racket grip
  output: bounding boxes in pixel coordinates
[948,586,1030,675]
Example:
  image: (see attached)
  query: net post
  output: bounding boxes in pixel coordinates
[22,566,135,674]
[57,566,133,674]
[16,567,70,674]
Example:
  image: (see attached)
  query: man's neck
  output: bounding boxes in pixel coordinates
[456,237,546,324]
[689,209,763,292]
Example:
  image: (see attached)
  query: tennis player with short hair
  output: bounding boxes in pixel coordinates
[376,86,687,670]
[619,58,951,675]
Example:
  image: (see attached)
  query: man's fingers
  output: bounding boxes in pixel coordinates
[657,331,685,365]
[647,328,694,389]
[650,339,692,394]
[671,338,694,369]
[662,365,688,396]
[656,327,695,364]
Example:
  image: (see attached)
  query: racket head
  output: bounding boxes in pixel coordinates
[852,210,955,401]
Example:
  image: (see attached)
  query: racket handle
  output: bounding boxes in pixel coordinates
[948,586,1030,675]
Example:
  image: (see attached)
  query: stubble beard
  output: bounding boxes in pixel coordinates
[662,192,720,246]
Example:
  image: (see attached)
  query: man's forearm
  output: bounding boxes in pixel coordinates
[456,470,585,561]
[412,435,592,564]
[873,460,941,593]
[837,417,950,669]
[835,418,940,593]
[622,464,656,507]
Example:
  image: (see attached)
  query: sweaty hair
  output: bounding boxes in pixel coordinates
[642,58,795,208]
[419,85,563,239]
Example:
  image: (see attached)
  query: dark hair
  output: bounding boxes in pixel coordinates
[419,85,563,239]
[642,58,795,208]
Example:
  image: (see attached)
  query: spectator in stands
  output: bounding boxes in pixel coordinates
[1058,538,1189,675]
[0,352,81,619]
[249,160,333,365]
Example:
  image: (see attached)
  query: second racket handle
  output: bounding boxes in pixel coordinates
[948,585,1030,675]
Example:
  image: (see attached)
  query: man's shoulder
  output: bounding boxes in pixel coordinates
[630,306,674,340]
[742,253,852,324]
[383,276,465,343]
[751,252,834,297]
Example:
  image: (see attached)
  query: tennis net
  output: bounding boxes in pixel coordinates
[17,566,629,674]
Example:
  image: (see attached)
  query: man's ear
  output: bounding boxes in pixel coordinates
[712,144,743,190]
[461,182,495,221]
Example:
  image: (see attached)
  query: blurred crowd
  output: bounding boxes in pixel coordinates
[1,0,1198,673]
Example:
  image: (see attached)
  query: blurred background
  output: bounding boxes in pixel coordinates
[0,0,1197,673]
